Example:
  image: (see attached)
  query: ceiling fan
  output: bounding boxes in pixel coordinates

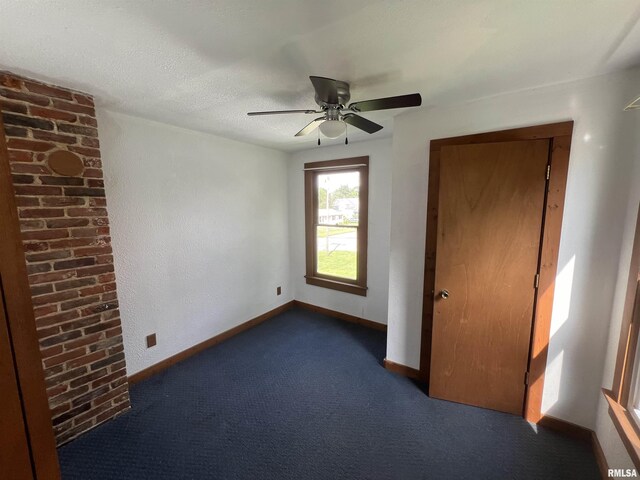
[247,76,422,142]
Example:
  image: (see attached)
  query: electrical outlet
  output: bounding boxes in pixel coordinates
[146,333,157,348]
[277,286,282,296]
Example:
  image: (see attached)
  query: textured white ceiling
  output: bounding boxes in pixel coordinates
[1,0,639,151]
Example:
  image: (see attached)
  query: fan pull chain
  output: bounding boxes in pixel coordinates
[317,128,321,146]
[345,124,349,145]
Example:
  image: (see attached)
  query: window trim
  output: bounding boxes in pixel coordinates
[605,203,640,469]
[304,156,369,296]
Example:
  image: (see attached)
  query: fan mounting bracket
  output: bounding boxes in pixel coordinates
[314,80,351,109]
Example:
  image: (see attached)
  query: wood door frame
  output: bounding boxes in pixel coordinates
[420,121,574,423]
[0,111,60,478]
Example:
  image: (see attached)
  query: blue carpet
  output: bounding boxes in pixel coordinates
[59,307,599,479]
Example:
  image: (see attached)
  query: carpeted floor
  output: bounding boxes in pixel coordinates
[58,307,600,479]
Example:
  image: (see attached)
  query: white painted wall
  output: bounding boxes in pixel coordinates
[386,68,640,431]
[97,110,292,375]
[288,138,392,325]
[595,107,640,470]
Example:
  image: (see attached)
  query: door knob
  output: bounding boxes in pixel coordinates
[440,289,450,299]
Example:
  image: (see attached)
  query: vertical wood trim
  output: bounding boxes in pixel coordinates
[358,163,369,289]
[525,133,572,422]
[421,122,574,422]
[304,170,315,277]
[420,148,440,384]
[0,283,34,480]
[612,205,640,401]
[0,112,60,479]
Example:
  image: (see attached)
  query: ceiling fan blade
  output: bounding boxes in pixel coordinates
[348,93,422,112]
[295,117,325,137]
[342,113,383,134]
[247,109,319,116]
[310,76,339,104]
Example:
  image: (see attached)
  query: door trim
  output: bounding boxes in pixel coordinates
[0,111,60,478]
[420,121,574,423]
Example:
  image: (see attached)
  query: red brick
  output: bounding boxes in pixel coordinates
[69,145,100,156]
[84,168,103,179]
[105,326,122,338]
[24,81,74,100]
[54,277,96,292]
[52,99,94,116]
[44,348,87,368]
[32,130,78,144]
[60,295,100,312]
[0,87,50,106]
[73,93,94,106]
[48,238,98,250]
[81,137,100,148]
[33,304,58,318]
[29,270,76,285]
[76,264,114,278]
[31,283,54,296]
[1,99,28,114]
[5,125,29,137]
[67,350,106,369]
[63,332,101,351]
[15,196,40,207]
[46,218,89,229]
[93,383,128,407]
[28,105,78,122]
[15,185,62,196]
[78,115,98,127]
[19,207,65,218]
[54,257,96,271]
[31,289,78,306]
[37,309,80,328]
[11,163,50,174]
[20,219,45,230]
[23,241,49,252]
[22,229,69,241]
[8,150,35,163]
[74,246,111,257]
[40,344,64,358]
[7,138,55,151]
[67,207,107,217]
[41,196,85,206]
[0,74,22,88]
[83,158,101,168]
[26,250,71,262]
[37,326,60,340]
[27,263,52,275]
[47,384,68,398]
[95,255,114,265]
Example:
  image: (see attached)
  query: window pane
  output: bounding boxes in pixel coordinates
[316,226,357,280]
[317,171,360,226]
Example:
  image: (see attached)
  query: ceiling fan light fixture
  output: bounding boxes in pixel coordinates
[319,119,346,139]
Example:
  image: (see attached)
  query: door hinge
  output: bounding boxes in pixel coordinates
[534,273,540,289]
[524,371,530,385]
[546,164,551,180]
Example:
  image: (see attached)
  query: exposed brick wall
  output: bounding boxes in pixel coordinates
[0,72,130,445]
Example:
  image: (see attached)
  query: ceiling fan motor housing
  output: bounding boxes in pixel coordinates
[314,80,351,108]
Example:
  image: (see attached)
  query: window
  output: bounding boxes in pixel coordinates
[605,204,640,468]
[304,156,369,296]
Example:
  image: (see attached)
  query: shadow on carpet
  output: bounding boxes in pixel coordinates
[59,307,600,479]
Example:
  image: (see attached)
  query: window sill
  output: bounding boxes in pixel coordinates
[305,275,367,297]
[603,388,640,468]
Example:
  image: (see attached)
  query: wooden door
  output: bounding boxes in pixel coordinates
[429,140,549,415]
[0,280,34,479]
[0,110,60,478]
